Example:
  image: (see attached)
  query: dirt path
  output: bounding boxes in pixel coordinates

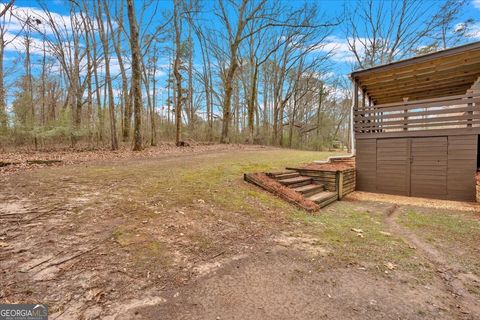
[384,204,480,318]
[124,232,461,320]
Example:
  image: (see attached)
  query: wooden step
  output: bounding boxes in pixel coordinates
[294,183,325,196]
[267,171,296,178]
[278,176,312,188]
[317,195,339,208]
[306,191,338,207]
[273,172,300,180]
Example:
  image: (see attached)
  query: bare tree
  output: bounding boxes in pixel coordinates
[95,0,118,150]
[0,1,21,132]
[0,0,14,18]
[173,0,183,146]
[214,0,268,143]
[344,0,466,68]
[0,0,352,152]
[431,0,472,50]
[127,0,143,151]
[105,0,131,142]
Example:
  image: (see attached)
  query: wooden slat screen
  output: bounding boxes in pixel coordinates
[354,94,480,137]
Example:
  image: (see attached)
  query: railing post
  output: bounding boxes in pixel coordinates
[467,90,473,128]
[363,90,368,133]
[353,81,359,133]
[403,97,409,131]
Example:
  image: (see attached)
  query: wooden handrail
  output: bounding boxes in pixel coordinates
[357,93,480,110]
[355,97,480,114]
[354,105,478,121]
[354,93,479,135]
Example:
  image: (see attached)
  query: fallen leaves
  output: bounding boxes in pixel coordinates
[0,143,256,176]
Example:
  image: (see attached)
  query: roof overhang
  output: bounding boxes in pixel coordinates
[350,41,480,105]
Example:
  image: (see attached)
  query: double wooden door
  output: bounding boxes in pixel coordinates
[376,137,448,198]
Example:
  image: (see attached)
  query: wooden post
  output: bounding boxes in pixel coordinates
[337,171,344,199]
[406,138,411,196]
[363,90,368,133]
[353,81,359,134]
[403,97,409,131]
[467,89,473,128]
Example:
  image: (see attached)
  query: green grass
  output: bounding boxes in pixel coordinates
[291,202,417,272]
[54,149,335,268]
[399,208,480,274]
[109,149,339,215]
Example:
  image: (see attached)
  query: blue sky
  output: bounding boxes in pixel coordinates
[5,0,480,66]
[2,0,480,110]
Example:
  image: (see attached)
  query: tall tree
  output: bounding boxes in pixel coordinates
[96,0,118,150]
[0,1,20,132]
[127,0,143,151]
[105,0,131,141]
[173,0,183,146]
[215,0,268,143]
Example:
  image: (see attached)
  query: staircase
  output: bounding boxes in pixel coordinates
[268,171,338,208]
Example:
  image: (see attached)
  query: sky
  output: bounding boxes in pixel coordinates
[1,0,480,110]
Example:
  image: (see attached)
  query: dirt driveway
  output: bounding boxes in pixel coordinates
[1,145,480,319]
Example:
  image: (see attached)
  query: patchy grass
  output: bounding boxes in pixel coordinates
[291,202,421,276]
[20,148,427,276]
[399,208,480,274]
[112,224,173,271]
[53,149,340,273]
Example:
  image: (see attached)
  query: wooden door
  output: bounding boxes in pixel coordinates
[376,138,410,196]
[410,137,448,199]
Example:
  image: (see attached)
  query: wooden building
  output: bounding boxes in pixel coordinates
[351,42,480,201]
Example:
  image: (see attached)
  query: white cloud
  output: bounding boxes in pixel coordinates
[315,36,364,64]
[0,3,77,57]
[455,21,480,39]
[3,31,46,55]
[473,0,480,9]
[0,3,73,35]
[469,23,480,39]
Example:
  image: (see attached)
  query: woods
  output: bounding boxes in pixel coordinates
[0,0,476,151]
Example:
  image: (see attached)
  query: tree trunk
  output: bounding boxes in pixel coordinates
[91,20,103,142]
[220,58,238,144]
[151,46,157,146]
[0,42,6,132]
[247,64,258,144]
[127,0,143,151]
[97,0,118,150]
[104,0,131,142]
[173,0,182,146]
[187,29,194,130]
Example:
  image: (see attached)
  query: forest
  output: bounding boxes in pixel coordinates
[0,0,477,151]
